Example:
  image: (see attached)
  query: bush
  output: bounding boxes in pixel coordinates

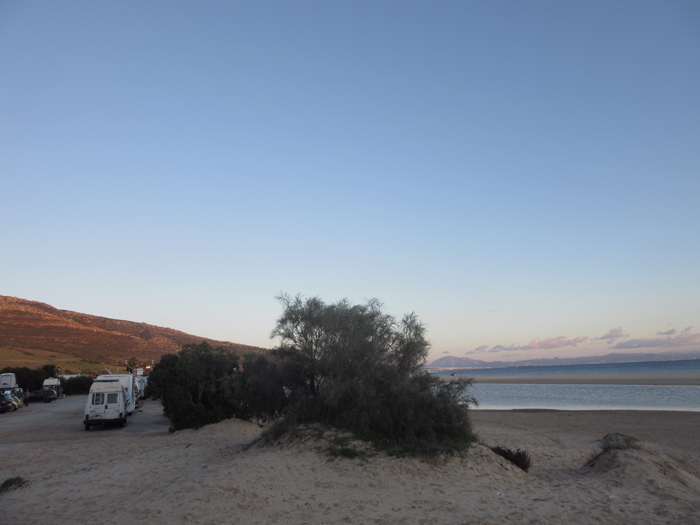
[233,294,477,457]
[0,366,49,392]
[490,446,531,472]
[63,375,94,396]
[146,342,239,431]
[0,476,27,493]
[224,353,286,421]
[601,433,642,451]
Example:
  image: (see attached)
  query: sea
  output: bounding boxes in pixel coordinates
[429,359,700,411]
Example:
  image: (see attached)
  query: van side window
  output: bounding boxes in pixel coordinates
[92,393,105,405]
[106,393,118,404]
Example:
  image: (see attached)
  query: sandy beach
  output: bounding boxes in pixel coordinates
[1,372,699,524]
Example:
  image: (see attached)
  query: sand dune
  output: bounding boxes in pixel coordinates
[1,396,699,524]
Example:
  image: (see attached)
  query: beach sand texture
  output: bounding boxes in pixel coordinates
[1,381,699,524]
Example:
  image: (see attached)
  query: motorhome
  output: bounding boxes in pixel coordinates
[94,374,137,415]
[43,377,63,398]
[0,373,17,390]
[84,380,127,430]
[134,376,148,399]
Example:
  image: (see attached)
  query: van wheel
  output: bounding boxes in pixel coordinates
[84,423,90,431]
[120,420,125,428]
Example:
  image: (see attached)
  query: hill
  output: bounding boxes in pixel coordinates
[0,295,266,372]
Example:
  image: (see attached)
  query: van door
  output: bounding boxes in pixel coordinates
[103,391,121,421]
[87,391,121,422]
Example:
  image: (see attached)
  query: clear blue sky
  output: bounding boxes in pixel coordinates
[2,1,699,363]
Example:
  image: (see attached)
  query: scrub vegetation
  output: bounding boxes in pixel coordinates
[0,364,93,395]
[148,294,477,456]
[490,446,532,472]
[145,342,239,431]
[0,476,28,493]
[0,364,60,391]
[62,375,94,395]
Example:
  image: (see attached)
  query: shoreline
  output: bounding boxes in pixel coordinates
[442,370,700,385]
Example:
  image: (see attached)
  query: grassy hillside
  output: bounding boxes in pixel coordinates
[0,296,266,373]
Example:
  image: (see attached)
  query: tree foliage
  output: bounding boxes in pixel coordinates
[232,294,477,455]
[0,365,94,395]
[62,375,94,395]
[0,366,54,391]
[146,296,477,454]
[145,342,239,431]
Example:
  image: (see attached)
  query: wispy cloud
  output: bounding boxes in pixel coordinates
[487,344,512,353]
[472,336,587,354]
[467,345,489,355]
[462,325,699,356]
[613,327,699,349]
[656,328,676,336]
[519,336,587,350]
[442,351,449,354]
[596,327,629,342]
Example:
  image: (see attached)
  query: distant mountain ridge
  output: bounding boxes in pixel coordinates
[0,295,266,364]
[427,350,700,369]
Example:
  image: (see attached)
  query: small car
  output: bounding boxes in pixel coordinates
[0,393,14,413]
[42,389,58,402]
[8,394,23,410]
[28,390,53,402]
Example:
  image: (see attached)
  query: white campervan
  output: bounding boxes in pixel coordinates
[0,373,17,389]
[84,380,127,430]
[94,374,138,415]
[135,376,148,400]
[43,377,63,398]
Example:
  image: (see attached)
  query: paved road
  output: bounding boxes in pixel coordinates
[0,395,170,445]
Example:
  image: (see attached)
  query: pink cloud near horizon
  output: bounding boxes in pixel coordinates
[613,326,699,349]
[596,327,629,342]
[465,335,588,354]
[463,325,698,356]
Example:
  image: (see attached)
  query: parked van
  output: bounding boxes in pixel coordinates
[94,374,137,415]
[0,373,17,389]
[135,376,148,399]
[84,380,127,430]
[43,377,63,398]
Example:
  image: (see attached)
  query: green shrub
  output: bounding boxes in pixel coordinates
[146,342,239,431]
[234,294,477,457]
[0,366,49,392]
[63,375,94,395]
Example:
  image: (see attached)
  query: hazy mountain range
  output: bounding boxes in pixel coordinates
[427,350,700,369]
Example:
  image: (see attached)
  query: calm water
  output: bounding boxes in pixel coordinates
[430,358,700,377]
[431,359,700,411]
[467,383,700,411]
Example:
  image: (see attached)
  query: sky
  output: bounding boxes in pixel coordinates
[1,1,699,364]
